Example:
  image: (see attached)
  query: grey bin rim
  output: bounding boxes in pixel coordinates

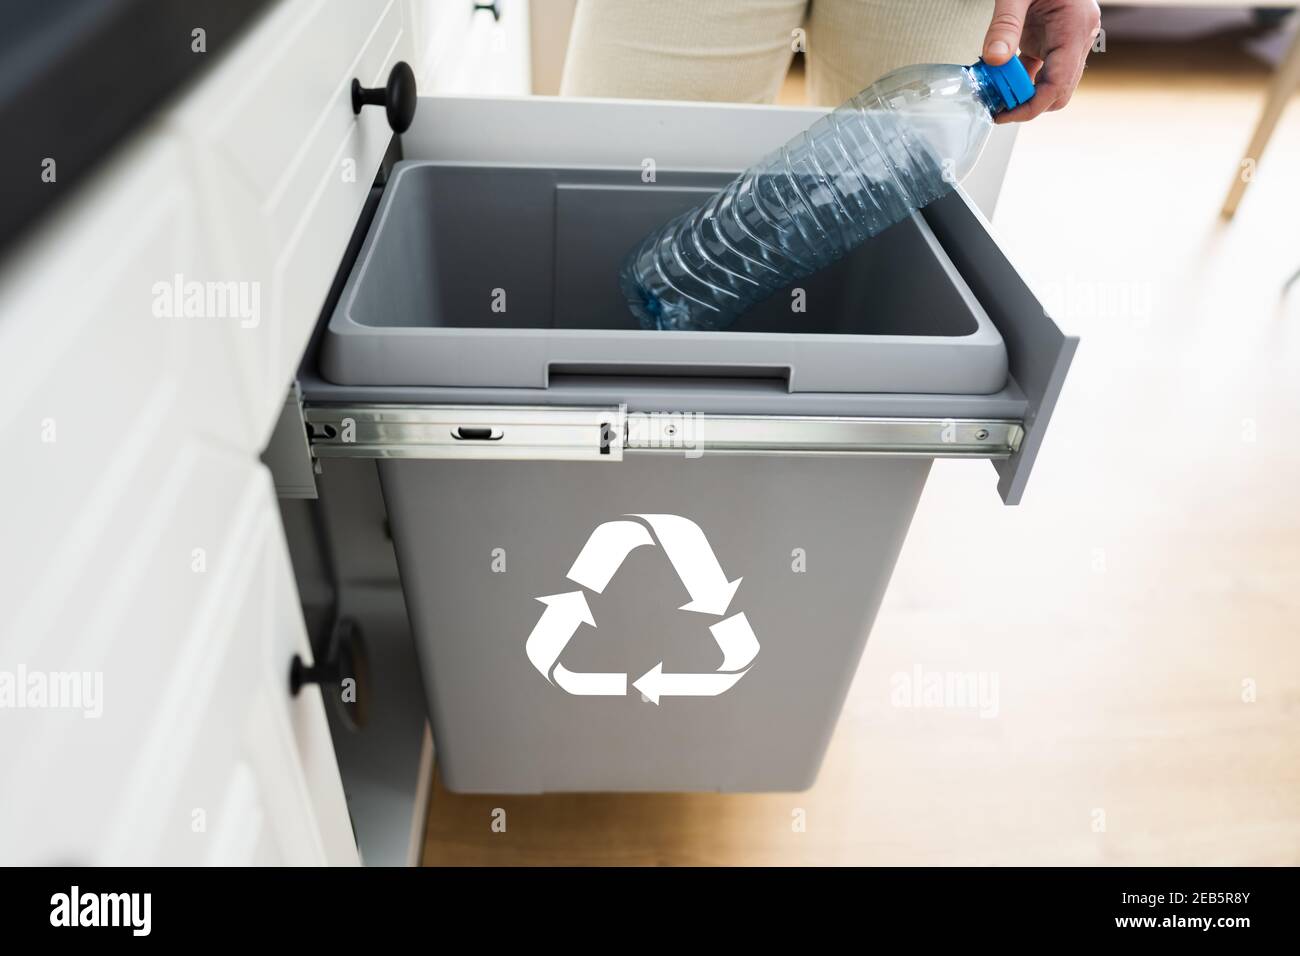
[319,159,1010,395]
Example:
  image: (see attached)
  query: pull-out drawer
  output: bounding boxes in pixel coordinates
[284,93,1078,794]
[300,94,1076,505]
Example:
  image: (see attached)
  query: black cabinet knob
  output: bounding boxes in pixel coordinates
[351,61,417,134]
[473,2,501,20]
[288,654,335,695]
[290,618,370,730]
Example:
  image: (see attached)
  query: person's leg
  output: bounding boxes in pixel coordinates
[560,0,808,103]
[804,0,994,105]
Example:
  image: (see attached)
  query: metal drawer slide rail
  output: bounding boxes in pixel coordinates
[304,404,1023,462]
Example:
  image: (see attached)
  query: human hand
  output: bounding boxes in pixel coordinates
[982,0,1102,122]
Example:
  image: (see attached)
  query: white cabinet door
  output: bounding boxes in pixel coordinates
[0,437,356,864]
[96,460,356,866]
[169,0,412,453]
[0,0,393,866]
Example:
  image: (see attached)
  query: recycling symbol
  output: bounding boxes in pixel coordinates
[525,514,759,704]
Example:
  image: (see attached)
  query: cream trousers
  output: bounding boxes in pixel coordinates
[559,0,996,106]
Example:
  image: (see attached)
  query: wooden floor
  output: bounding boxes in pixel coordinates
[422,26,1300,866]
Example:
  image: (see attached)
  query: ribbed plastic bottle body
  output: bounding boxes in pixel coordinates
[620,63,998,331]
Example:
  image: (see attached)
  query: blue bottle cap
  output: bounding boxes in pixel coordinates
[972,56,1035,112]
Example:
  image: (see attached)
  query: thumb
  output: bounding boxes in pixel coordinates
[983,0,1030,64]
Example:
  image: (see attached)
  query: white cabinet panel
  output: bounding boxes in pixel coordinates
[171,0,410,451]
[0,137,218,638]
[0,0,427,867]
[0,448,354,865]
[114,468,355,866]
[174,0,402,221]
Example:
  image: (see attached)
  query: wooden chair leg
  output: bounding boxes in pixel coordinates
[1221,21,1300,220]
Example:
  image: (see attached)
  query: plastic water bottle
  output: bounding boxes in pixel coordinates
[620,57,1035,331]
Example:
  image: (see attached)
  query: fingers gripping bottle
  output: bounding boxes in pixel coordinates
[619,57,1035,331]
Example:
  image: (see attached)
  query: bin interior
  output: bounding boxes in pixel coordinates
[349,163,981,337]
[324,160,1008,394]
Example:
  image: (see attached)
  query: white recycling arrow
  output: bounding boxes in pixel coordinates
[710,612,760,672]
[526,514,759,702]
[631,513,742,615]
[525,591,596,682]
[633,663,749,706]
[566,519,654,594]
[553,663,627,697]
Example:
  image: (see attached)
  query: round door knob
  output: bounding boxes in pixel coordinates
[289,618,371,730]
[351,61,417,134]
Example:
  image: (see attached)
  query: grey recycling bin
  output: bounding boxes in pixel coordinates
[300,157,1075,794]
